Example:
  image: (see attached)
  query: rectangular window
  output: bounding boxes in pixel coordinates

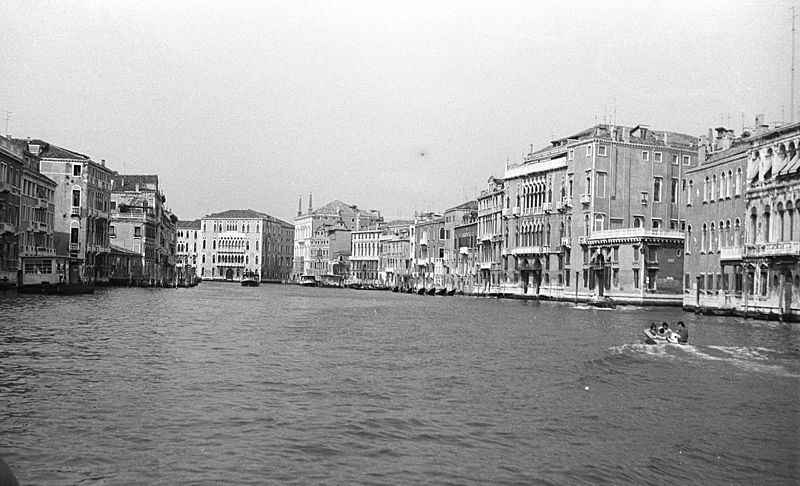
[70,227,79,244]
[670,178,679,203]
[568,149,574,160]
[633,269,640,288]
[598,145,607,156]
[653,177,662,202]
[683,155,691,165]
[672,154,679,165]
[134,227,142,238]
[654,152,663,163]
[642,151,649,161]
[109,225,115,237]
[73,164,82,176]
[72,189,80,207]
[586,145,593,157]
[595,172,607,198]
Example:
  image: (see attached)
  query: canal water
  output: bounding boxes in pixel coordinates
[1,283,798,485]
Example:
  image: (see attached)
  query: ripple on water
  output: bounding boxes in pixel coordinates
[0,285,798,484]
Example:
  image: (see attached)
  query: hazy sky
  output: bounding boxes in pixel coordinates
[2,1,795,222]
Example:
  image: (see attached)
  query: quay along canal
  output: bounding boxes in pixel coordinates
[1,282,798,484]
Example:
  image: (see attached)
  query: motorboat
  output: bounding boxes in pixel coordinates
[643,328,680,345]
[241,271,260,287]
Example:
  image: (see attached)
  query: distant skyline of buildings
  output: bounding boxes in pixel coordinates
[1,114,798,320]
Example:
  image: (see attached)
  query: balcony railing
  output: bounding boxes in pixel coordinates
[745,241,800,258]
[70,206,82,216]
[502,208,510,217]
[587,228,685,241]
[69,243,81,252]
[719,246,743,261]
[561,236,571,247]
[0,181,12,193]
[33,222,48,233]
[580,194,591,204]
[512,206,520,216]
[0,222,15,234]
[543,202,553,212]
[562,196,572,207]
[36,198,49,209]
[555,201,563,211]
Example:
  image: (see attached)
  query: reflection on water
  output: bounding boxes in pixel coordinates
[1,284,798,484]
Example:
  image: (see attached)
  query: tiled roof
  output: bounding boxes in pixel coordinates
[312,199,371,217]
[177,219,202,229]
[12,138,91,160]
[203,209,290,226]
[112,174,159,191]
[109,244,141,256]
[446,200,478,212]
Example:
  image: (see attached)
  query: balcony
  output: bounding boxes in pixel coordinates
[719,246,744,261]
[745,241,800,258]
[555,201,563,212]
[416,257,429,266]
[36,198,49,209]
[543,202,553,213]
[459,246,470,255]
[587,228,685,243]
[0,181,12,193]
[580,194,591,204]
[578,236,588,245]
[502,208,510,217]
[512,206,521,217]
[562,197,573,208]
[480,262,493,270]
[69,243,81,252]
[0,222,15,234]
[561,236,571,247]
[33,222,48,233]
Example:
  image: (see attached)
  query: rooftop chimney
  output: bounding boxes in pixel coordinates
[308,193,313,213]
[297,196,302,216]
[101,159,105,167]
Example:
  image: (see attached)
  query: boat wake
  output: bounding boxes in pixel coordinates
[609,342,800,378]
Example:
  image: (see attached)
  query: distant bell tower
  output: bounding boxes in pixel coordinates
[297,196,302,216]
[308,192,313,213]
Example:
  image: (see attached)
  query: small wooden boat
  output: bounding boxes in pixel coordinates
[241,271,260,287]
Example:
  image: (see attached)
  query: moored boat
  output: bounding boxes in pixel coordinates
[241,271,260,287]
[299,275,317,287]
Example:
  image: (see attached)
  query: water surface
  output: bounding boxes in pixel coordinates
[1,283,798,484]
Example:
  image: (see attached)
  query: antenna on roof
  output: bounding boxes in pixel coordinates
[789,7,795,123]
[2,110,10,138]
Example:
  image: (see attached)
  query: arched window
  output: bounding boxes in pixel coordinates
[701,223,708,252]
[735,168,742,195]
[439,227,445,240]
[686,225,692,252]
[633,217,643,228]
[734,218,741,246]
[710,222,716,252]
[704,177,709,202]
[594,214,604,231]
[688,180,694,205]
[726,170,732,198]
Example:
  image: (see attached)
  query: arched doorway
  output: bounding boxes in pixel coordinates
[532,258,542,294]
[225,268,234,280]
[592,252,607,297]
[519,258,530,293]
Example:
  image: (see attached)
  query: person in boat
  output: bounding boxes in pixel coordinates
[649,323,658,334]
[676,321,688,343]
[659,322,670,335]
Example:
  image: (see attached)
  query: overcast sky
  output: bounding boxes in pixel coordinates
[2,1,795,222]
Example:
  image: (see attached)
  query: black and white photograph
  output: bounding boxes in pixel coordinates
[1,1,799,484]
